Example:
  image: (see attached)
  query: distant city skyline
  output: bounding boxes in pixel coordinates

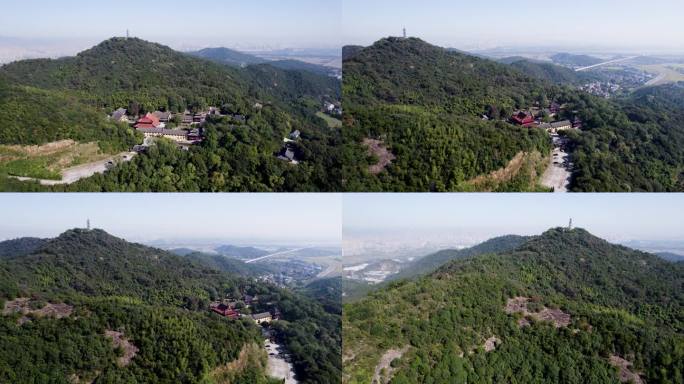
[343,193,684,245]
[0,0,341,49]
[343,0,684,53]
[0,194,342,245]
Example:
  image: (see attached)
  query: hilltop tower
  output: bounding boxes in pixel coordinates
[568,218,573,230]
[403,28,407,39]
[87,218,91,230]
[126,29,130,40]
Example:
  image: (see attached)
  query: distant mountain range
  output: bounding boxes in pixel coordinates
[188,47,337,76]
[213,244,271,259]
[550,52,603,67]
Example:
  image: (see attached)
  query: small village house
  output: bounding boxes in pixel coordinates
[538,120,573,133]
[152,111,173,123]
[278,147,297,163]
[136,127,189,141]
[110,108,129,123]
[251,312,273,324]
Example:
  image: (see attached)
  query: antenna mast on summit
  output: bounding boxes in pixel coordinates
[87,218,91,230]
[403,28,407,38]
[568,218,573,230]
[126,29,129,39]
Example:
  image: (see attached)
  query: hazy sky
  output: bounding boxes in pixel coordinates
[0,0,341,49]
[343,0,684,53]
[0,193,342,244]
[343,193,684,243]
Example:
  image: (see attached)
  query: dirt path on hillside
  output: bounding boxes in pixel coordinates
[541,135,571,192]
[265,339,297,384]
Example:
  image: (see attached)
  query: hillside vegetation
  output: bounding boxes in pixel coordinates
[343,37,684,191]
[343,228,684,384]
[342,37,554,191]
[390,235,530,281]
[0,37,341,192]
[0,78,138,152]
[0,229,341,383]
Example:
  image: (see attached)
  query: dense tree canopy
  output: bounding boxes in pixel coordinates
[0,37,341,191]
[343,37,684,191]
[0,229,341,383]
[343,228,684,383]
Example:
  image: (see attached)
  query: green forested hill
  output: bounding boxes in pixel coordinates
[184,251,276,277]
[300,277,343,315]
[188,47,267,67]
[390,235,529,280]
[343,37,684,191]
[557,83,684,191]
[0,229,341,383]
[343,228,684,384]
[0,237,46,258]
[343,37,545,111]
[0,37,341,192]
[188,48,335,76]
[509,60,592,84]
[550,53,603,67]
[0,78,139,151]
[342,37,554,191]
[0,37,338,117]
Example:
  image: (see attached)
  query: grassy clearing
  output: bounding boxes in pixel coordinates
[316,111,342,128]
[0,141,112,180]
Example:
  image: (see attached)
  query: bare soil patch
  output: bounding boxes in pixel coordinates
[609,355,644,384]
[505,296,571,328]
[372,346,409,384]
[105,330,138,367]
[363,138,396,175]
[483,336,501,352]
[2,297,73,324]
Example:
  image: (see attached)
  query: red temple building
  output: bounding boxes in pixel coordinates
[510,111,536,127]
[134,113,161,129]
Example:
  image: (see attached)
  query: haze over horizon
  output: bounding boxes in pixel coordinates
[343,0,684,54]
[343,194,684,248]
[0,193,342,245]
[0,0,342,63]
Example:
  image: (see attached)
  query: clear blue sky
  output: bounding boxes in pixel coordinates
[343,193,684,242]
[343,0,684,52]
[0,0,341,48]
[0,193,342,244]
